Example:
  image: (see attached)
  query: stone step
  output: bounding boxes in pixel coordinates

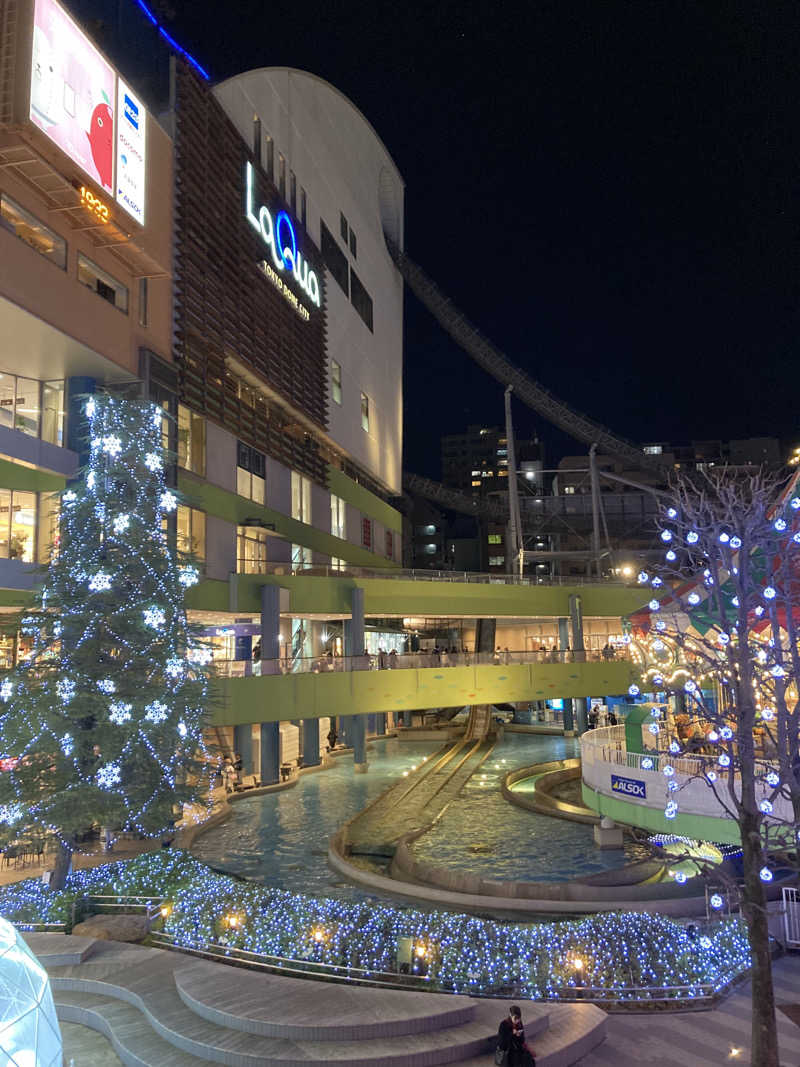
[458,1002,607,1067]
[22,931,98,966]
[47,955,549,1065]
[174,958,479,1039]
[55,991,209,1067]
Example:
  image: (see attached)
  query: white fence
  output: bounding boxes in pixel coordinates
[783,887,800,948]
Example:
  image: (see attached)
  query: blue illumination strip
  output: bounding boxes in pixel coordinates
[132,0,210,80]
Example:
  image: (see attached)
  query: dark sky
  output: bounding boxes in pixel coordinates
[84,0,800,479]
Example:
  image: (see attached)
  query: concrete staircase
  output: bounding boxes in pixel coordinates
[25,934,606,1067]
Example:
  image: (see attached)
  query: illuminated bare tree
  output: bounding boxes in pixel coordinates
[633,467,800,1067]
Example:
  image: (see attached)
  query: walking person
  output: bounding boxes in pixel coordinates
[388,648,398,668]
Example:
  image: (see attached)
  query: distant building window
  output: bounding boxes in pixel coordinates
[349,229,357,258]
[291,471,312,523]
[360,392,370,433]
[320,219,349,296]
[292,544,312,568]
[1,193,66,269]
[237,525,268,574]
[176,505,206,560]
[350,267,373,332]
[331,359,342,404]
[177,404,205,476]
[290,170,297,214]
[423,543,436,555]
[138,277,148,327]
[643,444,663,455]
[265,134,274,180]
[253,116,262,164]
[385,530,393,558]
[488,533,502,544]
[330,493,346,539]
[489,555,505,567]
[564,485,575,495]
[77,253,128,313]
[237,441,265,504]
[471,479,481,486]
[340,212,349,243]
[362,517,372,549]
[278,153,286,198]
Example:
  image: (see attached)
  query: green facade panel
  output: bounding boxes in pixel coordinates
[581,782,741,845]
[211,659,639,725]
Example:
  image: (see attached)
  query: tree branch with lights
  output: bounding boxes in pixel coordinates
[631,467,800,1067]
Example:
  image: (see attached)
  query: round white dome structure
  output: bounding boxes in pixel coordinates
[0,917,62,1066]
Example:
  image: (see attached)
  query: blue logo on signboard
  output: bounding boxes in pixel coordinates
[611,774,647,799]
[124,94,139,130]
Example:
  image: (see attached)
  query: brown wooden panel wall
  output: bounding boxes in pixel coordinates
[173,62,329,485]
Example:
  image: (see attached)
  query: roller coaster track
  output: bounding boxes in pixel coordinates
[386,237,665,473]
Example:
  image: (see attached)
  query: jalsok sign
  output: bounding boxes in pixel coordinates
[245,162,321,312]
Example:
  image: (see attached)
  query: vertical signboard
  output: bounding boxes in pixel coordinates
[115,79,146,224]
[29,0,115,194]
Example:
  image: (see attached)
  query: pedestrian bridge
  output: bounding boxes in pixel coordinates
[211,657,638,726]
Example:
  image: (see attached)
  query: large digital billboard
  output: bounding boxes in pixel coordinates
[29,0,115,194]
[115,79,146,224]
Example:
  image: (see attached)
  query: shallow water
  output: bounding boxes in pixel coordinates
[192,732,647,899]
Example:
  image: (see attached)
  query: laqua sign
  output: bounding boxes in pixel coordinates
[245,162,321,313]
[611,773,647,800]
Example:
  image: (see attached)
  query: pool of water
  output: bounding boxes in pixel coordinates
[192,732,648,898]
[191,738,438,900]
[409,732,649,882]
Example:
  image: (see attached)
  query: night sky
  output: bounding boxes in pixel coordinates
[83,0,800,479]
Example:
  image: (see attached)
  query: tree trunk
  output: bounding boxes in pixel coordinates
[740,813,779,1067]
[50,837,73,892]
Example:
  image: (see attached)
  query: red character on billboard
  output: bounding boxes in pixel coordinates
[86,100,113,189]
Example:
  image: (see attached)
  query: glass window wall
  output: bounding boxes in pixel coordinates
[237,526,268,574]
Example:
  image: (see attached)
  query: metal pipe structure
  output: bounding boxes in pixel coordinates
[504,385,524,576]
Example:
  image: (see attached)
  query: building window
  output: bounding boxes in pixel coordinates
[564,485,576,495]
[253,116,262,163]
[138,277,148,327]
[176,505,206,559]
[278,153,286,199]
[423,543,436,555]
[0,373,63,444]
[292,544,312,568]
[41,380,64,446]
[330,493,346,539]
[290,170,297,214]
[237,442,265,503]
[488,533,502,544]
[300,187,307,227]
[291,470,311,523]
[320,219,349,296]
[177,403,206,475]
[361,517,372,548]
[265,134,274,180]
[471,479,480,487]
[37,492,60,563]
[0,490,37,562]
[349,229,357,258]
[0,193,66,269]
[350,268,373,332]
[644,444,663,455]
[237,525,268,574]
[77,253,128,313]
[489,555,505,567]
[340,212,348,243]
[360,392,370,433]
[331,359,342,405]
[385,530,393,559]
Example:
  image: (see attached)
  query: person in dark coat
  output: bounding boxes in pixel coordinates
[496,1005,535,1066]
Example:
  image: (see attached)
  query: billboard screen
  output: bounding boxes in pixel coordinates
[115,79,146,224]
[29,0,115,194]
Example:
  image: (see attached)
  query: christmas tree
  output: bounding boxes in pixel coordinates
[0,394,211,889]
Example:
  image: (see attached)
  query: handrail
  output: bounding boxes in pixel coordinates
[239,561,634,586]
[215,648,632,677]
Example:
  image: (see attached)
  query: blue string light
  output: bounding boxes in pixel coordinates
[132,0,210,80]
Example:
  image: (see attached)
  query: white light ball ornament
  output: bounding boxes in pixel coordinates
[628,684,640,696]
[660,529,672,542]
[687,592,700,606]
[667,507,677,519]
[760,867,773,883]
[648,599,660,611]
[0,916,63,1067]
[637,571,649,584]
[730,536,742,549]
[686,531,699,544]
[665,550,676,561]
[709,893,724,909]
